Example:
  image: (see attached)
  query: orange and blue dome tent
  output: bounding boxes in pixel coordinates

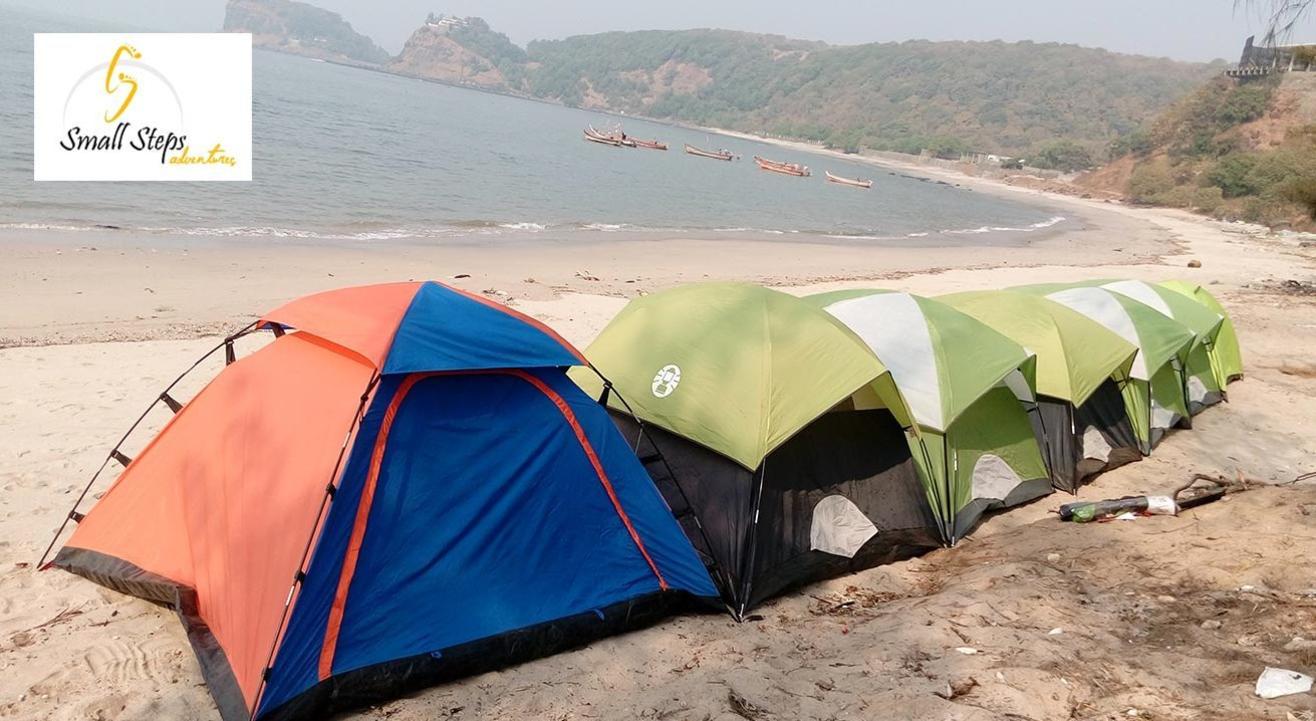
[41,281,718,721]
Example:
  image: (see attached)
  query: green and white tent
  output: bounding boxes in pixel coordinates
[938,290,1142,493]
[571,283,942,616]
[1083,280,1226,413]
[1014,283,1196,452]
[1158,279,1243,383]
[807,289,1051,542]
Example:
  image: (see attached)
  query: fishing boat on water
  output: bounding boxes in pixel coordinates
[753,156,810,177]
[684,143,735,161]
[824,170,873,188]
[585,125,636,147]
[632,138,668,150]
[583,127,622,146]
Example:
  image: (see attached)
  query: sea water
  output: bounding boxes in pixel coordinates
[0,7,1069,243]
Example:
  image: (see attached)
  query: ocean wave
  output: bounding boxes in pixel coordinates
[942,216,1067,236]
[497,222,548,232]
[0,222,99,232]
[1,215,1069,241]
[1030,215,1067,229]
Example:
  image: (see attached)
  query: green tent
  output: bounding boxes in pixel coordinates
[1082,280,1226,413]
[572,283,911,469]
[1158,280,1243,383]
[1013,284,1196,452]
[571,283,943,617]
[937,290,1142,493]
[807,289,1051,542]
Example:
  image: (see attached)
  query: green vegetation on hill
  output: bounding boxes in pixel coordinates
[442,16,528,85]
[224,0,389,65]
[223,3,1220,159]
[1108,75,1316,227]
[522,32,1216,157]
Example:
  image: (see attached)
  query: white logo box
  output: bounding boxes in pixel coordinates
[33,33,252,181]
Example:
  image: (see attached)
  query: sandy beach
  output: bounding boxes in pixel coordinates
[2,171,1316,721]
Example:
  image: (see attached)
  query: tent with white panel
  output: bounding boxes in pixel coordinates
[1158,280,1243,384]
[806,290,1052,543]
[938,290,1143,493]
[1014,283,1197,452]
[1087,279,1227,414]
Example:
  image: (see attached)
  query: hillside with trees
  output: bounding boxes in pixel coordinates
[223,0,389,65]
[522,31,1218,158]
[1080,72,1316,229]
[222,2,1221,158]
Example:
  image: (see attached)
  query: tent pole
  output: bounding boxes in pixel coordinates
[36,322,258,569]
[737,459,768,621]
[943,441,956,545]
[911,433,947,545]
[1022,398,1058,490]
[588,367,734,613]
[249,371,380,718]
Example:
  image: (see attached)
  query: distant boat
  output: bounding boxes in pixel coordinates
[587,124,636,147]
[632,138,668,150]
[684,143,734,161]
[583,127,622,146]
[825,170,873,189]
[754,156,810,177]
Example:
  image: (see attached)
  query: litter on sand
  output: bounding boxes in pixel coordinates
[1255,667,1314,699]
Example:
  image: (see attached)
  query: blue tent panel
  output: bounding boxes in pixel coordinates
[382,283,584,374]
[257,369,715,718]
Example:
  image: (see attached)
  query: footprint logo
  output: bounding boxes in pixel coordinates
[651,364,681,398]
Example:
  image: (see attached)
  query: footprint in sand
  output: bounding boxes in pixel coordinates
[81,636,175,685]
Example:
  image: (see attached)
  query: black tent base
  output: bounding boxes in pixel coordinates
[52,547,250,721]
[259,592,709,721]
[52,546,715,721]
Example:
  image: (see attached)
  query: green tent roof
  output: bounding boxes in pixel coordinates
[1013,283,1196,381]
[807,289,1049,541]
[1158,279,1243,380]
[1082,279,1225,345]
[937,290,1137,405]
[806,289,1036,434]
[570,283,911,470]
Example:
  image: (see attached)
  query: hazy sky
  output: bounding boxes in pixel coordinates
[10,0,1316,61]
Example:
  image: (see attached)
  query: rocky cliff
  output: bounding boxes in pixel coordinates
[222,0,389,66]
[389,16,526,91]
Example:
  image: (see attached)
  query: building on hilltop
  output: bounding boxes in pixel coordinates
[1228,35,1315,78]
[425,13,469,30]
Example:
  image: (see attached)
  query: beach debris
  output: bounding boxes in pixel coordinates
[1283,637,1316,653]
[1279,279,1316,296]
[1059,495,1176,522]
[1201,619,1223,630]
[575,270,600,282]
[727,688,767,720]
[452,273,471,279]
[1048,627,1064,636]
[934,676,978,699]
[1288,712,1315,721]
[1046,552,1061,563]
[1059,473,1242,523]
[1255,667,1313,699]
[1187,259,1202,268]
[954,646,979,655]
